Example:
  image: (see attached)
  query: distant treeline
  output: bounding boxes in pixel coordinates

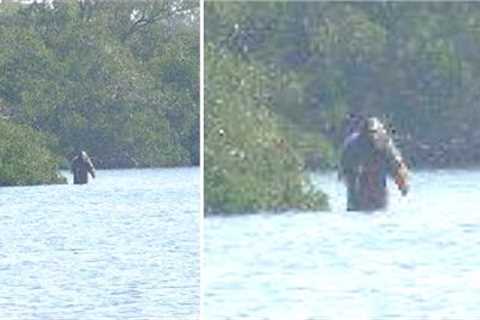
[0,0,199,186]
[205,2,480,214]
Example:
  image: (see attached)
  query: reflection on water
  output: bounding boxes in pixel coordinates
[205,170,480,319]
[0,168,199,320]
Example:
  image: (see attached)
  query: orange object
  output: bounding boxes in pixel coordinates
[394,163,409,195]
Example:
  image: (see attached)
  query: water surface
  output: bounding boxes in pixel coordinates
[0,167,199,320]
[205,170,480,319]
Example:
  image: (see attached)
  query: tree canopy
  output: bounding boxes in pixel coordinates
[206,2,480,169]
[0,0,199,175]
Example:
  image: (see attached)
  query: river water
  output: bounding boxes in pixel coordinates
[0,167,199,320]
[204,170,480,319]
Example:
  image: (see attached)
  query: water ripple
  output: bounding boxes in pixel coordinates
[205,170,480,319]
[0,167,199,320]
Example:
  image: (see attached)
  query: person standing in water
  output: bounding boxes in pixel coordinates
[71,150,96,185]
[339,116,409,211]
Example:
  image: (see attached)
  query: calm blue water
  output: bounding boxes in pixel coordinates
[0,167,199,320]
[205,170,480,319]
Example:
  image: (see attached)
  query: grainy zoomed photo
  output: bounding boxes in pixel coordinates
[0,1,200,319]
[204,1,480,319]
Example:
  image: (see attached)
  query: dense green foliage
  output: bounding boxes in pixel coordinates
[0,0,199,177]
[0,119,66,186]
[205,2,480,213]
[206,2,480,170]
[205,45,328,214]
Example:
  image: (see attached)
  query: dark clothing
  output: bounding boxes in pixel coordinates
[340,129,407,211]
[71,152,95,185]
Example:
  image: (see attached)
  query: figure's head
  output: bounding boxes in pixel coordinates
[363,117,386,141]
[77,150,87,160]
[365,117,383,132]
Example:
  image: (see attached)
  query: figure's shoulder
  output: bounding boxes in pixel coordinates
[342,131,362,150]
[344,131,360,145]
[72,156,82,165]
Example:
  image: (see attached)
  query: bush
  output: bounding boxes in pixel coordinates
[205,46,328,214]
[0,120,66,186]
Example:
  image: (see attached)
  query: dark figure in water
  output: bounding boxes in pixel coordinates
[339,117,409,211]
[71,150,96,185]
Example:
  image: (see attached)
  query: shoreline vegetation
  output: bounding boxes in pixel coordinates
[0,0,199,186]
[0,119,66,186]
[205,46,329,215]
[205,2,480,215]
